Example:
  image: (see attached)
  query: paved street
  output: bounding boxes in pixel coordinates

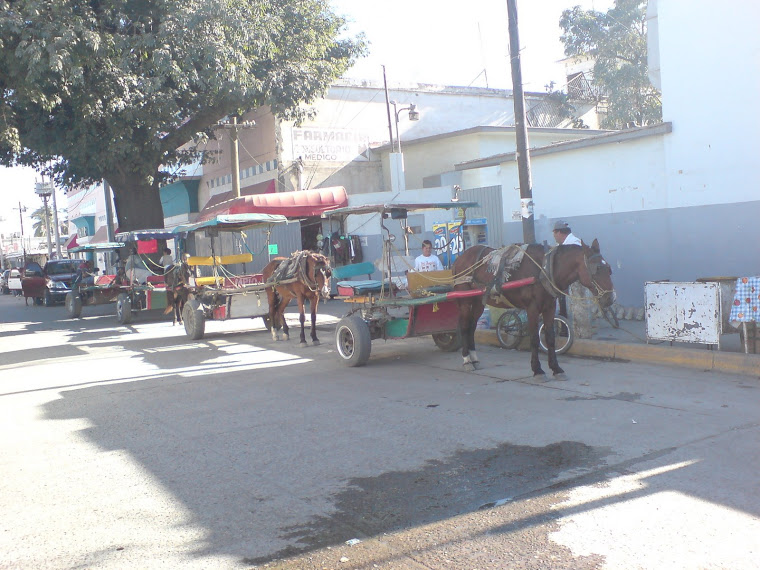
[1,293,759,569]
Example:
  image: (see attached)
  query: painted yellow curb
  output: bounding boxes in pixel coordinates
[476,330,759,378]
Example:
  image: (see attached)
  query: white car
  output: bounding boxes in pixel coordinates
[6,269,23,296]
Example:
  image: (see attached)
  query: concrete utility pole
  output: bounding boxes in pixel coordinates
[507,0,536,244]
[217,117,256,198]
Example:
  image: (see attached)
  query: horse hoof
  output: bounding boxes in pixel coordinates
[283,334,289,341]
[463,362,476,372]
[553,372,568,381]
[312,340,320,346]
[299,341,308,348]
[472,360,481,370]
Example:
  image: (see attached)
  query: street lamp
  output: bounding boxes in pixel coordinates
[34,181,54,258]
[389,101,420,153]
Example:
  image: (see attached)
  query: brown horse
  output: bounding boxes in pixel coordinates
[451,240,615,378]
[163,262,192,326]
[261,251,332,347]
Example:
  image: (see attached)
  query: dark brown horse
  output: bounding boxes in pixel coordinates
[262,251,332,346]
[163,262,192,326]
[451,240,615,377]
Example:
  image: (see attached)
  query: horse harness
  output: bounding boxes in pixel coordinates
[267,251,329,293]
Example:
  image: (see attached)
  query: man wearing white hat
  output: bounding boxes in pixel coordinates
[552,220,582,246]
[552,220,583,319]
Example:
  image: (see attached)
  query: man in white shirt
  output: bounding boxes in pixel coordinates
[552,220,583,318]
[414,240,444,272]
[552,220,582,246]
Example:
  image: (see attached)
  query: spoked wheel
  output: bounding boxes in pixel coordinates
[432,331,462,352]
[335,316,371,367]
[496,310,524,350]
[538,315,574,355]
[601,305,620,328]
[65,291,83,318]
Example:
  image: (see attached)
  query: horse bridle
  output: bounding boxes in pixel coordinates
[584,253,614,298]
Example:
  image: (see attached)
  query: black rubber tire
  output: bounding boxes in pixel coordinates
[65,292,83,318]
[539,315,574,355]
[335,316,372,367]
[183,299,206,340]
[116,293,133,324]
[496,310,523,350]
[432,331,462,352]
[43,289,54,307]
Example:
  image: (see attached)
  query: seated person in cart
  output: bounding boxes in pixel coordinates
[413,240,444,272]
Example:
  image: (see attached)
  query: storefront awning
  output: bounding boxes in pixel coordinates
[197,186,348,222]
[64,235,78,250]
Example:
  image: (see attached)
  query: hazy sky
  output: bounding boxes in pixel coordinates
[330,0,613,90]
[0,0,613,234]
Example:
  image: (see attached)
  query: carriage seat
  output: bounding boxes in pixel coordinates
[95,274,118,286]
[333,262,383,296]
[407,269,454,298]
[185,253,254,266]
[147,275,166,288]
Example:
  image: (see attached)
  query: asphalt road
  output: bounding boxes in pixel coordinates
[1,293,759,569]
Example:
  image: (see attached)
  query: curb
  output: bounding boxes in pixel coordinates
[475,330,760,378]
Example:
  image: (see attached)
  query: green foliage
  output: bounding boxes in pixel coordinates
[30,205,67,237]
[560,0,661,129]
[0,0,366,229]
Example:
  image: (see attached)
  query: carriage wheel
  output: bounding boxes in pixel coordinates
[538,315,574,355]
[335,316,371,367]
[432,331,462,352]
[496,310,524,350]
[65,291,83,319]
[183,299,205,340]
[116,293,133,324]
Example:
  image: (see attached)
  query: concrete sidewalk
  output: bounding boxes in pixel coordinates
[476,317,760,378]
[319,298,759,377]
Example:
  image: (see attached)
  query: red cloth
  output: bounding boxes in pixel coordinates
[137,239,158,254]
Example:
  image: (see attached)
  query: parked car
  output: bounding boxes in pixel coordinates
[6,268,23,296]
[21,259,82,306]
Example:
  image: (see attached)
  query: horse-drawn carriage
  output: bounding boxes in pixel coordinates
[323,201,484,366]
[324,201,616,378]
[66,229,183,324]
[65,241,131,318]
[173,213,290,340]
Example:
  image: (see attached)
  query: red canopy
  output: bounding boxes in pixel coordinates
[197,186,348,222]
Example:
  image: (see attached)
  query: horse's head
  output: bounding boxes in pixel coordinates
[310,253,332,298]
[165,262,192,290]
[579,239,615,307]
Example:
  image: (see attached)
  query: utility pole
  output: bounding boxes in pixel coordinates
[507,0,536,243]
[216,116,256,198]
[382,65,395,153]
[13,202,27,263]
[51,182,62,258]
[35,179,53,258]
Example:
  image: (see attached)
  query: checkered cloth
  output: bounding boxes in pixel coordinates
[729,276,760,322]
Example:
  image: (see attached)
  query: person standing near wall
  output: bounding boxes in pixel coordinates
[552,220,582,246]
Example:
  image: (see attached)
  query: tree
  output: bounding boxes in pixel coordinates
[30,205,67,238]
[559,0,661,129]
[0,0,366,231]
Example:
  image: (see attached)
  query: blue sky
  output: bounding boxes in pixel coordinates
[0,0,612,235]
